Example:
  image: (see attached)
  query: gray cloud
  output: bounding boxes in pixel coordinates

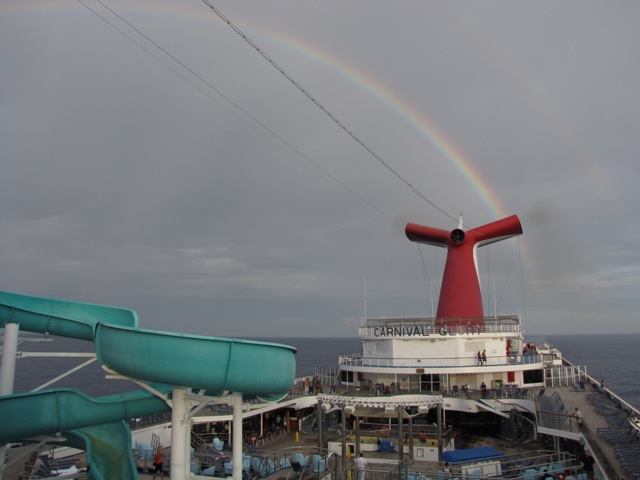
[1,0,639,337]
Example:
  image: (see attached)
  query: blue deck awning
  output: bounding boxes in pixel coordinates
[441,446,504,464]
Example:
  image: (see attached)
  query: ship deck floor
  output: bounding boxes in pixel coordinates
[548,385,625,480]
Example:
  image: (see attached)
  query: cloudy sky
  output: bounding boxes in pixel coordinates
[1,1,639,338]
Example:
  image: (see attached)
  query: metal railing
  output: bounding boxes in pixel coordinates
[361,450,585,480]
[359,315,522,338]
[338,353,542,370]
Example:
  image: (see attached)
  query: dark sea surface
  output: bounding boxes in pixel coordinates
[10,334,639,410]
[527,333,640,410]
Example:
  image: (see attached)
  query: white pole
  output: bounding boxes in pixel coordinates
[492,276,497,320]
[0,323,19,395]
[364,278,367,327]
[170,387,190,479]
[260,412,264,437]
[0,323,20,480]
[185,411,192,477]
[232,393,243,480]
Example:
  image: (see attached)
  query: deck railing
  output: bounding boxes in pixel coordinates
[359,315,522,339]
[338,352,542,369]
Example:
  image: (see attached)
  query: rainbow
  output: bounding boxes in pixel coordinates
[3,1,508,220]
[233,20,510,220]
[215,6,616,221]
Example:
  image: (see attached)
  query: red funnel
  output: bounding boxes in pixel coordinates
[406,215,522,324]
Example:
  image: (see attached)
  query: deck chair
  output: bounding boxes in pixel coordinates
[312,454,327,473]
[292,452,309,467]
[288,460,309,480]
[243,457,252,476]
[201,465,216,477]
[257,459,270,477]
[212,437,224,451]
[25,456,78,479]
[572,381,587,392]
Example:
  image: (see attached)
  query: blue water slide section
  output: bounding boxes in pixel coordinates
[0,387,171,443]
[0,291,138,340]
[0,291,297,479]
[66,421,141,480]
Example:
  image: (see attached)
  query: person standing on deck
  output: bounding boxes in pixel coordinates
[354,453,367,480]
[582,450,595,479]
[152,445,164,480]
[574,407,583,431]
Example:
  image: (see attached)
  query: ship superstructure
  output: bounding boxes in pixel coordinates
[338,215,544,395]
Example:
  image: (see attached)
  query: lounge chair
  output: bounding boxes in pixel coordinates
[288,460,309,480]
[24,456,79,479]
[571,380,587,392]
[212,437,224,451]
[292,452,309,467]
[202,465,216,477]
[312,454,327,473]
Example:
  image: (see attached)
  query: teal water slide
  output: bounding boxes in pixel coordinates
[0,291,297,479]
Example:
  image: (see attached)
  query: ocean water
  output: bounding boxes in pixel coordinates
[528,333,640,410]
[9,334,639,410]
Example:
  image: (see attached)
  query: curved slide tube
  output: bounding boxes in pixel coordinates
[0,387,171,443]
[0,388,172,480]
[0,291,297,479]
[67,421,143,480]
[95,323,296,396]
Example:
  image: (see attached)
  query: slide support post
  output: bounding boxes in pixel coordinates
[0,323,19,480]
[170,386,190,479]
[232,392,243,480]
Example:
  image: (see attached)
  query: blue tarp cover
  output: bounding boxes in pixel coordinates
[441,446,504,464]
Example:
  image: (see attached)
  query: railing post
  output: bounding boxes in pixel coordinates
[317,398,323,450]
[341,407,347,471]
[397,405,403,462]
[437,401,443,461]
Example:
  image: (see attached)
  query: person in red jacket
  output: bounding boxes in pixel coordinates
[152,445,164,480]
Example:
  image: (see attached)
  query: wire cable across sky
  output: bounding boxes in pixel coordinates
[201,0,460,226]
